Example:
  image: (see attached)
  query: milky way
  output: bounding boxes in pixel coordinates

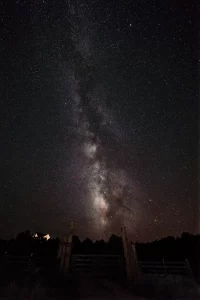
[66,0,144,238]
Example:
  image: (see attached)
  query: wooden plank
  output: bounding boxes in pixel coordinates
[70,254,125,278]
[139,261,187,265]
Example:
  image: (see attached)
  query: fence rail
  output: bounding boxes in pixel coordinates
[1,254,194,281]
[0,254,53,272]
[138,260,193,276]
[70,254,125,277]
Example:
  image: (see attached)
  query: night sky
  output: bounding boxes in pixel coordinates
[0,0,198,242]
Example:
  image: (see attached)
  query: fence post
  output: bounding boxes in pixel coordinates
[121,226,138,285]
[58,222,74,278]
[162,259,167,276]
[121,226,132,283]
[185,258,193,276]
[63,222,73,277]
[59,236,67,274]
[131,242,139,282]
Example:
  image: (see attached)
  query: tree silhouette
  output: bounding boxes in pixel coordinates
[82,238,93,254]
[16,230,31,241]
[107,234,123,254]
[94,239,106,254]
[72,235,82,254]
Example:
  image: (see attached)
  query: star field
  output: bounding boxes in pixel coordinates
[0,0,198,241]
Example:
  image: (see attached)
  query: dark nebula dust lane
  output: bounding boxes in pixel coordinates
[0,0,198,241]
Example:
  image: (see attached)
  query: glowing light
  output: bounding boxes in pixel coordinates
[32,232,50,240]
[43,234,50,240]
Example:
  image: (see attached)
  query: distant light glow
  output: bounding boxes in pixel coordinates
[43,234,50,240]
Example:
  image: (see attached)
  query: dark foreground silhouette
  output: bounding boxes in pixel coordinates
[0,231,199,299]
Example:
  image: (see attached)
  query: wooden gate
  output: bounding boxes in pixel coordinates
[70,254,125,278]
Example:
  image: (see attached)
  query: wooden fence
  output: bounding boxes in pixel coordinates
[138,260,194,277]
[1,255,31,271]
[70,254,125,278]
[1,254,195,282]
[0,253,54,274]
